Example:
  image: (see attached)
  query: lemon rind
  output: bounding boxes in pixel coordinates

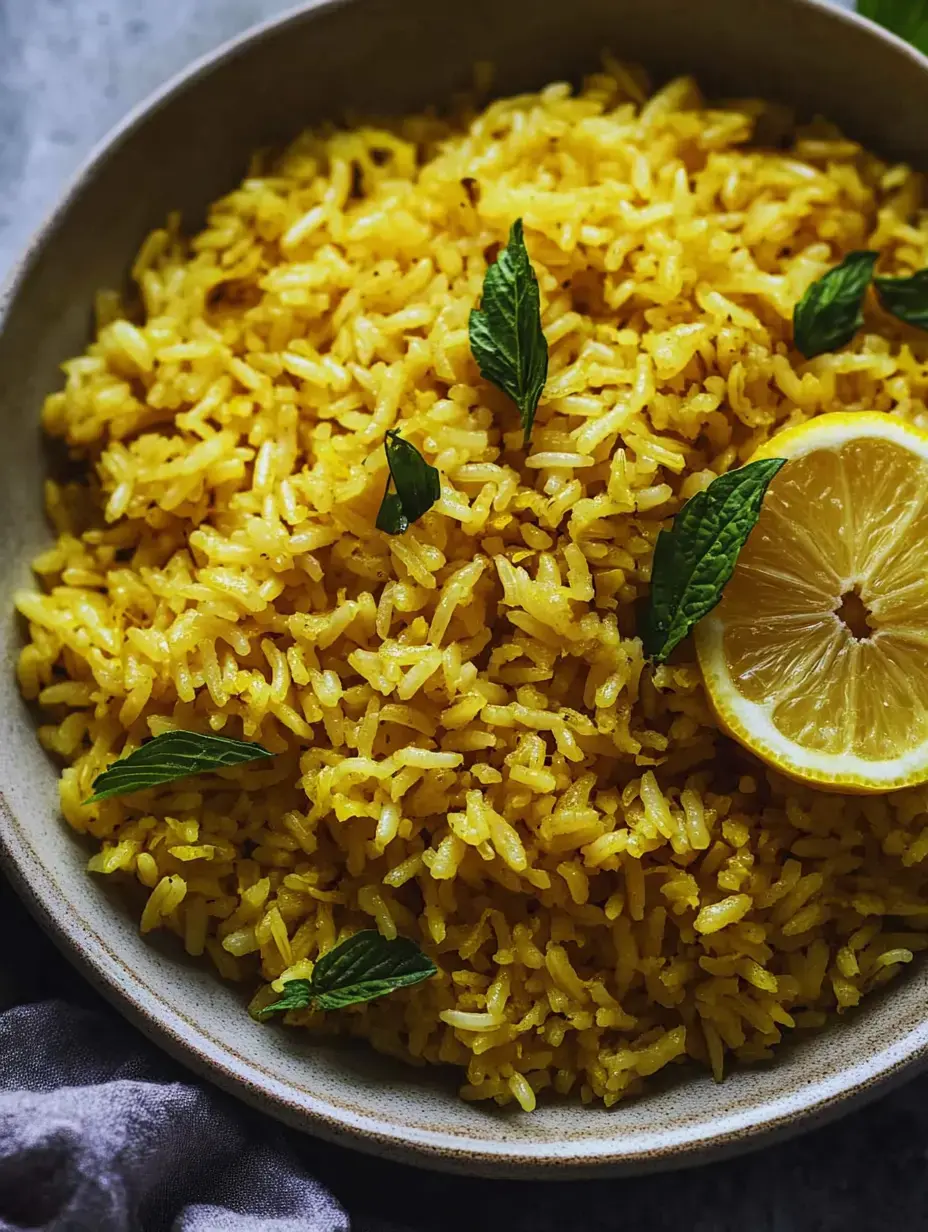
[695,412,928,792]
[696,614,928,790]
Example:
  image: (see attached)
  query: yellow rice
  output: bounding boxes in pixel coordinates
[16,60,928,1111]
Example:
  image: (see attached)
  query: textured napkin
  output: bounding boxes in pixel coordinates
[0,997,347,1232]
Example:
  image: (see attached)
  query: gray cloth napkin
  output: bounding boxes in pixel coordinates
[0,999,347,1232]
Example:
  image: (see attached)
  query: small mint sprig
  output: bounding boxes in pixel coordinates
[793,251,878,359]
[468,218,548,447]
[873,269,928,331]
[87,730,274,802]
[642,458,787,663]
[258,930,437,1017]
[375,430,441,535]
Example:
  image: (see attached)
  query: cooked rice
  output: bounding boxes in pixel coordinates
[16,61,928,1111]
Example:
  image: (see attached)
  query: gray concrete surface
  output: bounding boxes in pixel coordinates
[1,2,922,1230]
[0,0,854,282]
[0,0,284,279]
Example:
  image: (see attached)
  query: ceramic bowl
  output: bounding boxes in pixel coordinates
[3,0,928,1178]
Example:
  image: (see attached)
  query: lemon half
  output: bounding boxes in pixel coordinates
[695,412,928,793]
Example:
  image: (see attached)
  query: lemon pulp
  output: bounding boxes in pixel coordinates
[695,414,928,791]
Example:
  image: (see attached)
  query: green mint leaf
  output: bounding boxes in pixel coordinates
[469,218,548,446]
[642,458,787,663]
[257,979,314,1019]
[310,930,437,1010]
[793,251,878,358]
[375,490,409,535]
[86,730,274,801]
[874,269,928,330]
[858,0,928,55]
[375,431,440,536]
[258,933,437,1021]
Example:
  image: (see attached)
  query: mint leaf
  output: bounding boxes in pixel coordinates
[874,269,928,330]
[375,491,408,535]
[642,458,787,663]
[469,218,548,446]
[86,730,274,801]
[311,930,437,1010]
[258,979,314,1019]
[793,251,878,358]
[858,0,928,55]
[375,431,440,535]
[259,931,437,1019]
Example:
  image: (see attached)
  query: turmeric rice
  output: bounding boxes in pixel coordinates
[16,61,928,1111]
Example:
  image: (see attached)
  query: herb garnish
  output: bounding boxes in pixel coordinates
[86,730,274,802]
[258,930,437,1017]
[642,458,787,663]
[874,269,928,331]
[793,251,878,359]
[375,430,441,535]
[858,0,928,55]
[468,218,548,446]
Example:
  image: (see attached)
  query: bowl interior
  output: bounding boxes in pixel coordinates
[3,0,928,1176]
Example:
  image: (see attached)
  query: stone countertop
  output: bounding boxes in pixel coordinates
[2,1,925,1229]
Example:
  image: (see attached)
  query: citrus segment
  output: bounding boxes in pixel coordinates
[695,413,928,791]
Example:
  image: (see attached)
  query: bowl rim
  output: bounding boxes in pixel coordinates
[3,0,928,1177]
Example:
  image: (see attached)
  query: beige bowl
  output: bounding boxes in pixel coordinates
[3,0,928,1177]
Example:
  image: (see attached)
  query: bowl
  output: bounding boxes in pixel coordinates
[3,0,928,1178]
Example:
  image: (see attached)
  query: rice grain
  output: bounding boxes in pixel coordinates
[16,61,928,1108]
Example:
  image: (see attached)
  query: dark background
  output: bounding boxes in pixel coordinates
[2,1,927,1228]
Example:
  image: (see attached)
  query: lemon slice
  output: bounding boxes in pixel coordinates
[694,412,928,792]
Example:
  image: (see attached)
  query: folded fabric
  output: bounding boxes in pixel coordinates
[0,1000,347,1232]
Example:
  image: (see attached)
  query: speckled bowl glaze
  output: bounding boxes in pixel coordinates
[3,0,928,1178]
